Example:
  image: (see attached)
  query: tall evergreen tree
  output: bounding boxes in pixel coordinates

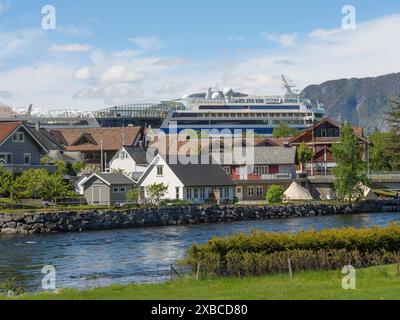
[332,122,369,201]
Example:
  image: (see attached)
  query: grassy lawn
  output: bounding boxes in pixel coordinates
[5,264,400,300]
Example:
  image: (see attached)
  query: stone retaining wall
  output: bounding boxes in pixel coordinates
[0,200,399,235]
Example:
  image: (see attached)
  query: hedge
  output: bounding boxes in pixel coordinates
[184,224,400,276]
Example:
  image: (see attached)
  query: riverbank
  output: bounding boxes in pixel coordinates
[5,264,400,300]
[0,200,398,235]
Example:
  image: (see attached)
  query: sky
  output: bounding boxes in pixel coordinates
[0,0,400,111]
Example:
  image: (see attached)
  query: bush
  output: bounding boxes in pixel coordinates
[184,225,400,277]
[266,185,284,204]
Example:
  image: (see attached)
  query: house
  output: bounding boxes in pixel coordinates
[211,146,298,201]
[82,172,136,206]
[288,118,370,176]
[47,127,142,169]
[0,121,56,173]
[108,146,151,180]
[138,155,236,204]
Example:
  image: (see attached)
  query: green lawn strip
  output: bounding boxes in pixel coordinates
[6,265,400,300]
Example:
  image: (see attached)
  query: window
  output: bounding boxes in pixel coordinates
[157,166,164,176]
[321,129,327,137]
[236,187,242,194]
[194,188,199,199]
[223,187,230,198]
[119,151,127,160]
[120,187,127,193]
[23,153,31,165]
[0,153,12,165]
[256,186,264,197]
[12,132,24,143]
[261,166,269,175]
[200,188,206,199]
[186,188,192,199]
[247,186,255,197]
[175,187,180,200]
[113,187,119,193]
[253,166,261,175]
[223,166,231,175]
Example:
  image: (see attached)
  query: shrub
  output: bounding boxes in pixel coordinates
[266,185,284,204]
[184,225,400,277]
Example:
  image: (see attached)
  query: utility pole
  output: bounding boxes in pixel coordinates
[100,134,104,173]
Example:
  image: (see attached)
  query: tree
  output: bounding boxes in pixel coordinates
[71,162,85,176]
[385,100,400,169]
[266,185,284,204]
[272,122,298,138]
[126,188,139,203]
[332,122,369,201]
[146,183,168,205]
[55,160,68,176]
[11,169,71,201]
[369,130,394,172]
[297,142,314,173]
[0,166,13,197]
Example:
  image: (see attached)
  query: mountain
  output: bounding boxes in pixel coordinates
[301,73,400,133]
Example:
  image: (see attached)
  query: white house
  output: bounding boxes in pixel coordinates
[108,146,151,181]
[138,155,236,204]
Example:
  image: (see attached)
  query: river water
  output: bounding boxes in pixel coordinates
[0,211,399,293]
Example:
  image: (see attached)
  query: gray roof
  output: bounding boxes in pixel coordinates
[123,146,149,165]
[211,146,297,165]
[26,126,64,151]
[138,156,235,187]
[168,163,235,187]
[92,173,136,185]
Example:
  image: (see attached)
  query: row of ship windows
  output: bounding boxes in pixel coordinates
[175,120,312,126]
[173,113,315,119]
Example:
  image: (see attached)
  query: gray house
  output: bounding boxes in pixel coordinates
[82,173,136,206]
[0,121,56,173]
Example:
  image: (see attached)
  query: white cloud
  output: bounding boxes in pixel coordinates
[50,43,93,53]
[128,36,162,52]
[260,32,298,47]
[74,67,92,80]
[99,65,142,83]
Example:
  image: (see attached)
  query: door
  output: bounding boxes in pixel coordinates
[236,187,243,201]
[92,186,101,205]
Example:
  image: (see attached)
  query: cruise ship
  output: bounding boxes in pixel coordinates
[160,76,326,136]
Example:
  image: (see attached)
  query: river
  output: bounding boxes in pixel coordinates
[0,211,399,293]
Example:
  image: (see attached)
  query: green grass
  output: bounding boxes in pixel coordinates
[5,265,400,300]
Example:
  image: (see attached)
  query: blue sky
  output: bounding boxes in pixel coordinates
[1,0,400,110]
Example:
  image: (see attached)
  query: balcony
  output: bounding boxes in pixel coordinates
[234,173,294,181]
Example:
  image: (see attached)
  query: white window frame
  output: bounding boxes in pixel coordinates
[23,153,31,165]
[187,188,192,199]
[119,187,127,193]
[0,153,12,165]
[12,132,25,143]
[247,186,255,197]
[253,166,261,175]
[256,186,264,197]
[194,188,199,199]
[200,188,206,199]
[261,166,269,175]
[157,166,164,176]
[113,187,119,193]
[175,187,180,200]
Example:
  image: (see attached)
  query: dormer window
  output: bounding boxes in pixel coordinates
[12,132,24,143]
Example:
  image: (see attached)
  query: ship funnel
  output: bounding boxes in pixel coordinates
[205,87,212,100]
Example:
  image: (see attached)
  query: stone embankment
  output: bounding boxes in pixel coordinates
[0,200,398,235]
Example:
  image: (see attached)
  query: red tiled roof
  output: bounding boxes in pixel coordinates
[0,121,22,144]
[48,127,142,152]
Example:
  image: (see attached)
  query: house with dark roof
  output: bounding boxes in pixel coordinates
[288,118,371,176]
[211,146,298,201]
[82,172,136,206]
[0,121,56,173]
[47,127,142,169]
[138,155,236,204]
[108,146,151,180]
